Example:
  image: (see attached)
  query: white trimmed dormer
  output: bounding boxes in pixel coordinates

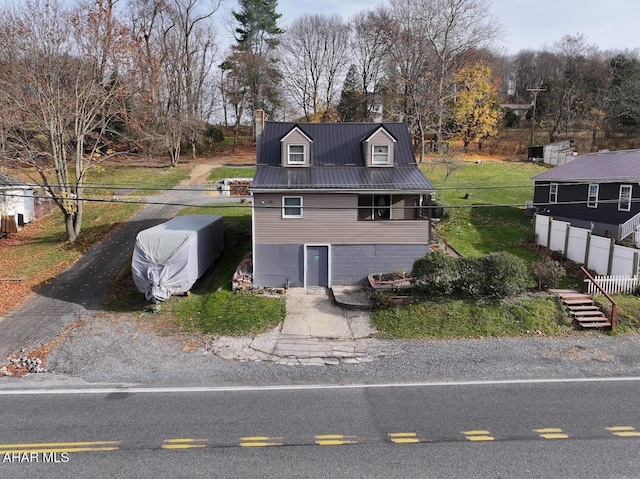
[280,126,313,167]
[364,126,396,167]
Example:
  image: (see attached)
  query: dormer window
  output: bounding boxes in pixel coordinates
[288,144,305,164]
[372,145,390,164]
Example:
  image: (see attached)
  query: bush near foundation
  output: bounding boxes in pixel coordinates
[412,251,529,299]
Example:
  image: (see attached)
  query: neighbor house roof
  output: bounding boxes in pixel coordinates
[253,121,434,192]
[0,172,31,189]
[532,149,640,183]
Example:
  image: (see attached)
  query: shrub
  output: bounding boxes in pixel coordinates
[480,252,529,298]
[412,251,530,299]
[532,257,566,290]
[455,256,485,297]
[412,252,457,296]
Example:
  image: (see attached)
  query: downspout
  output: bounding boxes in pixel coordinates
[252,110,264,284]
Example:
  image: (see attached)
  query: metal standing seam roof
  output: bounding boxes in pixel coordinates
[252,165,434,192]
[531,149,640,182]
[0,172,31,189]
[253,121,434,191]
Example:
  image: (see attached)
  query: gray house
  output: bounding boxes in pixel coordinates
[532,149,640,242]
[251,119,435,288]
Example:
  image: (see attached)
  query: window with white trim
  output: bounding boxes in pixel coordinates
[619,184,632,211]
[287,145,305,164]
[282,196,303,218]
[549,183,558,203]
[587,184,599,208]
[372,145,390,164]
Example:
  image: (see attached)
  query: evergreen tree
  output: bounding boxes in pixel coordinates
[233,0,283,55]
[229,0,284,118]
[337,64,367,122]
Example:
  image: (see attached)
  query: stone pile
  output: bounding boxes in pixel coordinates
[4,351,47,375]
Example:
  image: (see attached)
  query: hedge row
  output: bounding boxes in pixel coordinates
[411,251,530,299]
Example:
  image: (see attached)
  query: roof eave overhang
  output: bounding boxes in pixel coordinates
[535,178,640,183]
[251,187,435,194]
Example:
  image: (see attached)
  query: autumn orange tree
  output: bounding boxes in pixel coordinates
[453,64,503,152]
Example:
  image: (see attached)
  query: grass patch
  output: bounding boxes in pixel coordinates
[172,290,284,335]
[423,158,547,260]
[371,295,571,339]
[595,294,640,334]
[207,166,255,182]
[134,202,287,335]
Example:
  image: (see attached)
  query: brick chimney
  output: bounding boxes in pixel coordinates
[255,110,264,162]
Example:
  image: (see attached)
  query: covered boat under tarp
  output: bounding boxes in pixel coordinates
[132,215,223,302]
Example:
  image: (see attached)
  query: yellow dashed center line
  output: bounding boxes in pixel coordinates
[162,438,207,450]
[388,432,422,444]
[315,434,358,446]
[0,441,120,454]
[606,427,640,437]
[239,436,283,447]
[534,428,569,439]
[463,430,494,441]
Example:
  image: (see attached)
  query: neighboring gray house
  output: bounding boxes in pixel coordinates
[532,149,640,242]
[0,172,35,232]
[250,119,435,288]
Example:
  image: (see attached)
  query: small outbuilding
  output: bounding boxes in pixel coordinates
[131,215,224,302]
[0,172,35,234]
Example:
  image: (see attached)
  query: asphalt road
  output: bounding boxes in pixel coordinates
[2,378,640,478]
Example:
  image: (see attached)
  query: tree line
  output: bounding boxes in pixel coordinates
[0,0,639,241]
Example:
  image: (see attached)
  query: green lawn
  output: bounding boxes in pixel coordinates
[422,158,547,260]
[371,295,571,339]
[368,158,602,338]
[207,166,255,182]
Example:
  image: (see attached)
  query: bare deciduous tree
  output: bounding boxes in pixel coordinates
[0,0,134,242]
[280,14,350,121]
[350,8,391,120]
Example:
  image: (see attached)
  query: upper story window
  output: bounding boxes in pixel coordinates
[287,145,305,164]
[549,183,558,203]
[619,184,632,211]
[282,196,303,218]
[587,184,599,208]
[358,194,391,220]
[372,145,390,164]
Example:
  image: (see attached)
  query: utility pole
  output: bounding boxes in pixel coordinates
[527,86,546,146]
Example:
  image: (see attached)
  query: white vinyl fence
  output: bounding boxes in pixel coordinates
[584,275,639,295]
[535,214,640,277]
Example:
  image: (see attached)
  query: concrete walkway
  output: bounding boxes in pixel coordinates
[207,287,391,366]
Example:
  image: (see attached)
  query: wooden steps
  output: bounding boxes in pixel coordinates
[549,289,611,329]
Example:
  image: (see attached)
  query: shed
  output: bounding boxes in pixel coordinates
[131,215,224,302]
[0,172,35,233]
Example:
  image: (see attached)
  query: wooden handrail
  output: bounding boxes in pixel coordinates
[580,267,617,330]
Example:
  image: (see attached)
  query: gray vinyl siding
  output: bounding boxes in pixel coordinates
[253,193,429,244]
[253,243,429,287]
[280,129,311,167]
[364,129,396,167]
[332,244,429,285]
[253,244,303,287]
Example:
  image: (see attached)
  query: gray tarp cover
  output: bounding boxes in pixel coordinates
[131,215,224,302]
